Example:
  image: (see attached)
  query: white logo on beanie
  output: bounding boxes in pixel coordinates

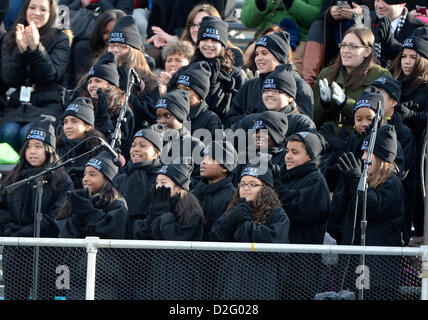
[86,158,102,171]
[355,99,371,109]
[256,37,268,47]
[297,132,309,138]
[361,139,369,151]
[27,129,46,142]
[66,104,79,113]
[403,38,414,48]
[158,165,168,174]
[263,78,276,89]
[156,99,168,109]
[252,120,265,130]
[375,77,387,84]
[241,166,260,178]
[88,67,95,76]
[202,28,220,41]
[177,75,191,87]
[109,32,125,43]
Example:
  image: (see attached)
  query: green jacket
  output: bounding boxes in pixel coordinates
[241,0,323,41]
[313,64,391,136]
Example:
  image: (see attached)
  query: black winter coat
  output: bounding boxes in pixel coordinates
[191,176,235,240]
[189,100,223,139]
[328,172,405,246]
[209,206,290,243]
[113,158,162,239]
[1,29,71,124]
[59,0,134,15]
[275,162,330,244]
[0,167,73,237]
[223,71,314,128]
[56,197,128,239]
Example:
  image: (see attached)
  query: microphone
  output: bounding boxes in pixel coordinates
[129,68,145,92]
[98,138,125,167]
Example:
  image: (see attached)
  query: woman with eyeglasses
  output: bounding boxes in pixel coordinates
[209,164,289,299]
[313,26,390,136]
[0,0,72,151]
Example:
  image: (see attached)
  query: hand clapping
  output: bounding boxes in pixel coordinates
[16,21,40,53]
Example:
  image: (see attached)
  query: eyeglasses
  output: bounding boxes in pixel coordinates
[108,43,129,50]
[262,88,282,95]
[338,43,368,50]
[189,23,200,29]
[239,182,263,189]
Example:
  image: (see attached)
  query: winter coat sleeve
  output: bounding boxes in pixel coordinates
[224,80,251,129]
[241,0,283,28]
[294,72,314,119]
[286,0,323,30]
[128,88,159,129]
[281,177,330,224]
[327,177,349,243]
[1,41,27,87]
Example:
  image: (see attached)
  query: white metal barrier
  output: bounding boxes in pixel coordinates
[0,237,426,300]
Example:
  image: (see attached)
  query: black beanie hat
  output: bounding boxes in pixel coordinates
[88,52,120,87]
[255,31,291,64]
[132,128,163,153]
[252,111,288,146]
[197,16,228,47]
[352,87,384,119]
[384,0,406,4]
[361,124,397,163]
[25,115,56,149]
[177,61,211,100]
[155,89,190,123]
[240,164,274,188]
[85,150,119,183]
[62,97,95,127]
[263,63,297,99]
[109,15,143,50]
[157,163,193,191]
[371,76,402,103]
[402,26,428,59]
[286,131,327,160]
[202,140,238,172]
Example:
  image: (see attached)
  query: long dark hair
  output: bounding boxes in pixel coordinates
[89,9,126,56]
[6,0,61,52]
[389,49,428,88]
[227,183,282,225]
[326,26,375,90]
[55,180,122,220]
[173,190,206,225]
[2,140,69,193]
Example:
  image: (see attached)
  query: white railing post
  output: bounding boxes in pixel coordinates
[420,246,428,300]
[85,237,99,300]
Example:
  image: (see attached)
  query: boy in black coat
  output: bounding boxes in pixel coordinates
[191,140,238,240]
[113,128,163,239]
[275,131,330,244]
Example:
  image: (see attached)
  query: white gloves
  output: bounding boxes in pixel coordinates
[319,78,331,103]
[319,78,346,107]
[332,81,346,106]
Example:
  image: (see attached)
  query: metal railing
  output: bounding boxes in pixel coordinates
[0,237,426,300]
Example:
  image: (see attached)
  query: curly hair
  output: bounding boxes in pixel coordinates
[161,40,195,63]
[227,183,282,225]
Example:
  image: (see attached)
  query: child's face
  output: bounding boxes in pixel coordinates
[82,166,106,195]
[285,140,311,170]
[252,130,276,149]
[156,174,181,197]
[63,115,91,140]
[239,175,263,202]
[200,155,227,183]
[165,52,190,74]
[376,88,397,119]
[130,137,160,163]
[25,139,47,167]
[156,108,183,131]
[255,46,280,74]
[177,84,201,107]
[87,77,110,99]
[199,39,222,59]
[354,107,376,135]
[262,89,293,111]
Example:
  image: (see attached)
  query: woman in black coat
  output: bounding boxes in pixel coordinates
[0,0,71,151]
[0,117,73,300]
[55,150,127,300]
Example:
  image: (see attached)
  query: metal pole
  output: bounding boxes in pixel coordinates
[420,246,428,300]
[424,123,428,246]
[85,237,99,300]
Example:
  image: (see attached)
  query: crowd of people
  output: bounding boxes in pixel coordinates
[0,0,426,299]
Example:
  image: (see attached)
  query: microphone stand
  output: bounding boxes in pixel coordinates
[5,145,104,300]
[356,101,382,300]
[110,68,137,149]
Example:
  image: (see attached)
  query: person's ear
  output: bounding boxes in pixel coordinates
[364,46,372,58]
